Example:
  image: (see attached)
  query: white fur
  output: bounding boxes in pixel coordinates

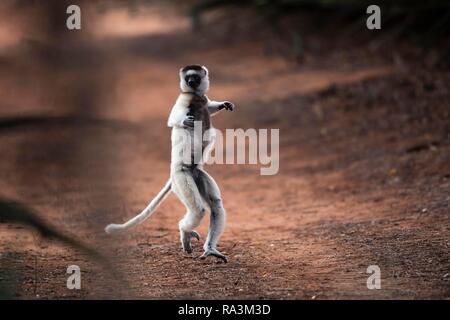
[105,66,232,262]
[105,179,171,233]
[167,93,191,128]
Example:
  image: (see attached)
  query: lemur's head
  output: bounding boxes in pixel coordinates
[179,65,209,94]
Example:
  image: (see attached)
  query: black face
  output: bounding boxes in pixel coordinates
[185,74,201,89]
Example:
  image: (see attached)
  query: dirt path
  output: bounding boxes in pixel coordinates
[0,3,449,299]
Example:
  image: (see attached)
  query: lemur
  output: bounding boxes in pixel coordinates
[105,65,234,262]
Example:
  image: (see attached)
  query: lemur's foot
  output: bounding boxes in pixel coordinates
[181,230,200,254]
[190,230,200,241]
[200,248,228,263]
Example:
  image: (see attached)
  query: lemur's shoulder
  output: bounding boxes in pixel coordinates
[175,93,193,108]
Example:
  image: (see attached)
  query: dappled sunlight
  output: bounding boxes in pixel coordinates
[0,4,22,51]
[91,5,189,39]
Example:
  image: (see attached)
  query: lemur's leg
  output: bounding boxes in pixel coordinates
[171,169,205,254]
[193,168,227,262]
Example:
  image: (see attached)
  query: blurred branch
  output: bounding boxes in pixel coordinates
[0,115,136,133]
[0,200,98,256]
[190,0,244,30]
[0,199,128,298]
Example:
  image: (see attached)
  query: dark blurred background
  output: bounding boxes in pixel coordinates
[0,0,449,299]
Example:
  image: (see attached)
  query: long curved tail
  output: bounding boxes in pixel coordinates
[105,179,171,234]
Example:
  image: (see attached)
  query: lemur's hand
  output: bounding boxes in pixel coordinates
[220,101,235,111]
[182,115,195,127]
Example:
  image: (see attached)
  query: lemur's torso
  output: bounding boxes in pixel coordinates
[186,93,210,134]
[169,93,214,170]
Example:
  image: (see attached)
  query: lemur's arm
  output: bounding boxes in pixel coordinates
[168,106,186,127]
[207,98,235,117]
[168,107,194,128]
[167,95,194,128]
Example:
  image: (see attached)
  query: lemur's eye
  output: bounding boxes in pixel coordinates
[185,74,201,87]
[186,75,198,81]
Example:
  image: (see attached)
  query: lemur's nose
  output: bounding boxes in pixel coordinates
[188,80,197,87]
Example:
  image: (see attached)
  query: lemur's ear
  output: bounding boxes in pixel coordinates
[202,66,209,75]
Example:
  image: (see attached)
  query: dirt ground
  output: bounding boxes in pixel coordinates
[0,3,449,299]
